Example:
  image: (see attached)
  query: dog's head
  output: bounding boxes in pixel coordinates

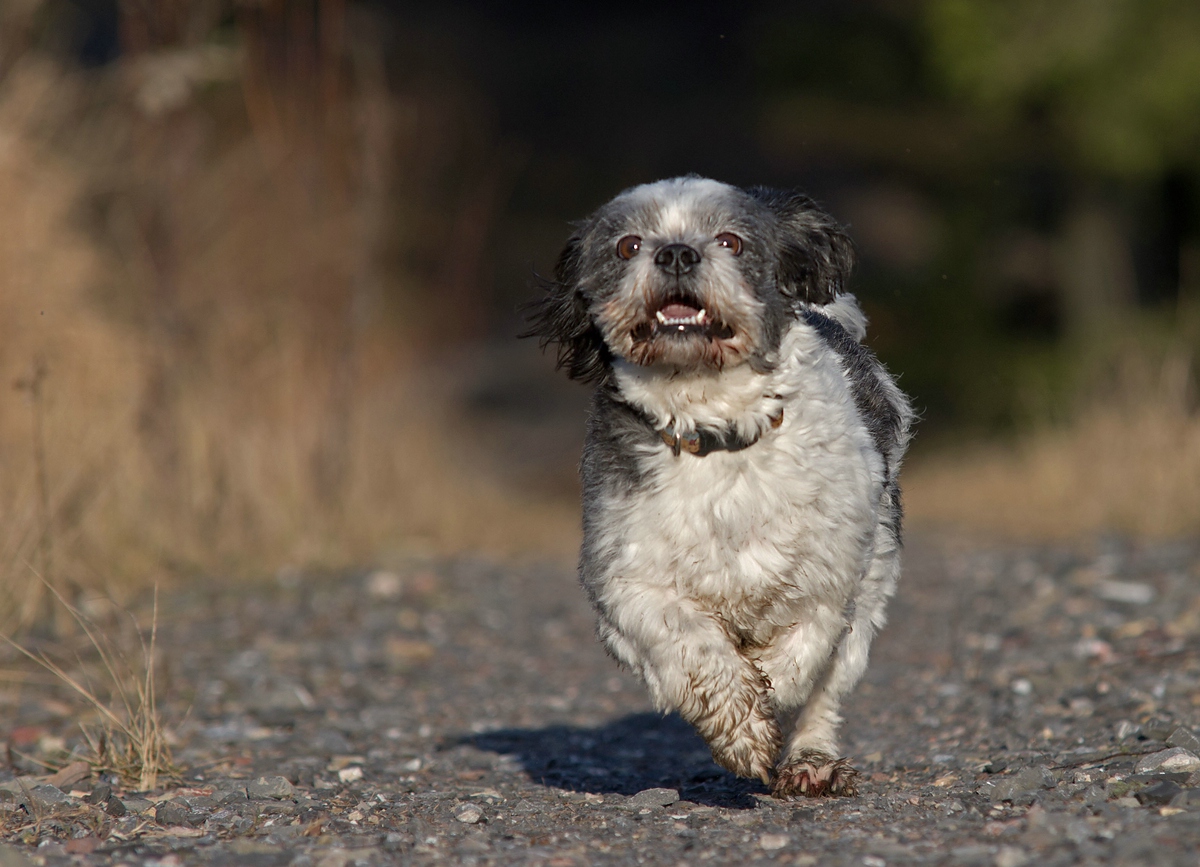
[527,176,854,382]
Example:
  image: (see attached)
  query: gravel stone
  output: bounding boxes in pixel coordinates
[1136,780,1183,806]
[313,729,353,754]
[7,784,72,811]
[6,538,1200,863]
[154,799,191,826]
[454,803,485,824]
[1094,579,1155,604]
[246,775,295,800]
[214,785,247,805]
[1167,727,1200,753]
[626,787,680,808]
[0,780,36,799]
[121,797,154,814]
[85,784,111,805]
[0,845,36,867]
[994,847,1030,867]
[979,767,1056,803]
[1169,788,1200,808]
[758,832,789,850]
[1135,747,1200,774]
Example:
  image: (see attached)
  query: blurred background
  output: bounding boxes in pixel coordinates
[2,0,1199,628]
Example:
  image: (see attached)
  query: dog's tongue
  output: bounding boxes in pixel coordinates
[659,302,702,319]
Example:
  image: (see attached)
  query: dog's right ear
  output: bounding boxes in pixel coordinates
[521,235,609,383]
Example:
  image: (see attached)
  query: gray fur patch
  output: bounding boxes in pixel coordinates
[578,386,658,605]
[800,309,905,474]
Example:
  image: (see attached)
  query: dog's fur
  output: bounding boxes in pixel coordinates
[528,176,912,798]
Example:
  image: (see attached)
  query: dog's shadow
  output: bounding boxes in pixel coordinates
[460,712,766,809]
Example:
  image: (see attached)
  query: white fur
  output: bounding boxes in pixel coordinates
[585,301,908,781]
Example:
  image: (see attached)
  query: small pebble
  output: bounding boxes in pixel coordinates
[1137,781,1183,806]
[1094,579,1155,605]
[366,570,404,600]
[455,803,485,824]
[17,785,72,811]
[626,787,679,808]
[337,766,364,784]
[759,833,789,851]
[982,766,1055,803]
[154,800,190,826]
[1135,748,1200,775]
[1167,728,1200,753]
[995,846,1030,867]
[246,775,295,800]
[121,797,154,814]
[1170,788,1200,808]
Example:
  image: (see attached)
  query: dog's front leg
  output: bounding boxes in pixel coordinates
[595,582,781,783]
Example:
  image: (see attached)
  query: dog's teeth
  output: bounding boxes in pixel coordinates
[654,309,707,327]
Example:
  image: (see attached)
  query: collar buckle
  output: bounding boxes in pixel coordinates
[657,409,783,458]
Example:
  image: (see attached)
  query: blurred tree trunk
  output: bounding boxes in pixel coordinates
[0,0,40,81]
[1056,187,1137,336]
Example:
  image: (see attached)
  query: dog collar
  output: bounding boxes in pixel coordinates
[658,410,783,457]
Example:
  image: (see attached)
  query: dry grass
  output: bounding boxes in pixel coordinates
[0,52,579,634]
[2,578,172,791]
[905,350,1200,540]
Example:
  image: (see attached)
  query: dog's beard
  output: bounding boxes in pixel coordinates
[595,266,766,370]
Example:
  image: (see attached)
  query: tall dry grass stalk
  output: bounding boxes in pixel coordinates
[905,349,1200,539]
[0,35,578,632]
[2,579,171,791]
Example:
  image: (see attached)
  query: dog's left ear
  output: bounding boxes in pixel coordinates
[747,187,854,306]
[522,234,609,383]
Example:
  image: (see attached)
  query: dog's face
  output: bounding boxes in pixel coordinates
[529,176,854,382]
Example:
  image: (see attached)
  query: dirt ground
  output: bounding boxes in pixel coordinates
[2,533,1200,866]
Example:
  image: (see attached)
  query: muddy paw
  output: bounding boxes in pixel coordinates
[708,713,782,786]
[772,751,859,799]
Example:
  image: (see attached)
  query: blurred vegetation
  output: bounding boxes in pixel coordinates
[0,0,1198,626]
[927,0,1200,178]
[758,1,1200,436]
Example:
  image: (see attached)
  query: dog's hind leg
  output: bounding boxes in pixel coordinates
[595,584,781,784]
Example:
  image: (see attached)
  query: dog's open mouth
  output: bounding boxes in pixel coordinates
[632,296,734,341]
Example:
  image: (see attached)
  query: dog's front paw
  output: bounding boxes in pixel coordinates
[772,751,859,799]
[700,677,782,782]
[708,710,781,785]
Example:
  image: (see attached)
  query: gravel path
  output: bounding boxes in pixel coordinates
[3,534,1200,865]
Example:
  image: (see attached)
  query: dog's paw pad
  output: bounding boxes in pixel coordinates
[772,752,859,799]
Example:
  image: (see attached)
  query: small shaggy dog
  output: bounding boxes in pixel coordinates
[528,177,912,798]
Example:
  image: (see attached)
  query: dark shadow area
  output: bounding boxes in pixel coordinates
[461,712,766,809]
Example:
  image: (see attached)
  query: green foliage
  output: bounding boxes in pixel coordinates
[925,0,1200,177]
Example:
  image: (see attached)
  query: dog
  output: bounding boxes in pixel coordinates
[527,176,912,798]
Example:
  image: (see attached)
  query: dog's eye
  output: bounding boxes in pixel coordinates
[616,235,642,260]
[715,233,743,255]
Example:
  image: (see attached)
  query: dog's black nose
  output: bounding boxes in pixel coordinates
[654,243,701,275]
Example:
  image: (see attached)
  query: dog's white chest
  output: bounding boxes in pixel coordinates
[599,336,883,633]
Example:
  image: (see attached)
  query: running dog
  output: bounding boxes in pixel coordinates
[527,176,912,798]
